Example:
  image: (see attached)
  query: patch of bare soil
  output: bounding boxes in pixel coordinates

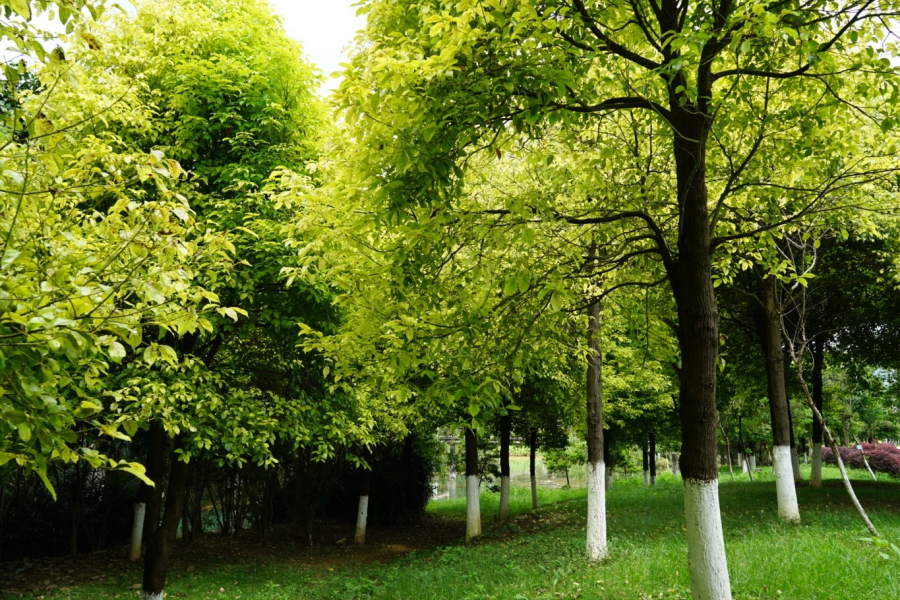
[0,514,465,596]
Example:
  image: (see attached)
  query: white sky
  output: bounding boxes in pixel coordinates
[268,0,366,95]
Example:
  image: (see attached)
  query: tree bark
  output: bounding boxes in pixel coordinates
[756,275,800,521]
[354,469,371,545]
[499,413,511,520]
[603,429,613,491]
[585,297,607,561]
[649,432,657,485]
[668,111,732,600]
[529,429,538,509]
[810,339,825,487]
[142,422,166,542]
[464,427,481,542]
[142,441,190,600]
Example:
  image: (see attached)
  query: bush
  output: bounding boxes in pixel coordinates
[823,443,900,477]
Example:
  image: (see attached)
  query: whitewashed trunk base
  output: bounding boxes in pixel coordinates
[773,446,801,522]
[530,475,538,509]
[750,455,756,471]
[466,475,481,541]
[142,592,163,600]
[739,453,747,474]
[354,495,369,544]
[643,469,650,486]
[810,443,823,488]
[791,447,803,482]
[683,480,733,600]
[586,461,607,562]
[499,476,510,520]
[605,469,613,491]
[650,475,656,486]
[129,502,146,561]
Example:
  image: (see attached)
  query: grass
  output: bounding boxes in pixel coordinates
[6,466,900,600]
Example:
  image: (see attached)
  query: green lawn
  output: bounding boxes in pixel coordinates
[7,466,900,599]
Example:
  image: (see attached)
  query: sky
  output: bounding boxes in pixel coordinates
[268,0,366,95]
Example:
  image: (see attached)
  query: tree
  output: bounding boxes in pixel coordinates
[334,2,900,596]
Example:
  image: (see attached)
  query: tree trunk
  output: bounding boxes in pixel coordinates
[499,413,511,520]
[464,427,481,542]
[649,432,657,485]
[585,297,607,561]
[810,340,825,487]
[720,426,735,483]
[143,422,166,541]
[668,113,732,600]
[354,469,371,545]
[671,452,679,476]
[757,275,800,522]
[129,503,146,561]
[642,439,650,486]
[142,442,190,600]
[529,429,538,509]
[603,429,613,491]
[787,401,802,482]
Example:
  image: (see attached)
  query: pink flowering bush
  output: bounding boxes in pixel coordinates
[823,443,900,477]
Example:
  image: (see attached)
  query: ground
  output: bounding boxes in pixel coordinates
[1,467,898,599]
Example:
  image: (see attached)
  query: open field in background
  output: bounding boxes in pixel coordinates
[2,466,898,600]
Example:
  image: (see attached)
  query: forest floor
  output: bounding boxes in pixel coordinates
[1,467,899,599]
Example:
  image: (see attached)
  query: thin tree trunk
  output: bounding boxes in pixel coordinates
[642,439,650,486]
[142,441,190,600]
[782,327,881,537]
[603,429,613,491]
[129,503,147,561]
[810,339,825,487]
[649,432,657,485]
[756,276,799,521]
[499,413,511,520]
[738,417,753,483]
[719,425,735,483]
[787,402,802,482]
[529,429,538,509]
[464,427,481,542]
[354,469,371,544]
[585,297,607,561]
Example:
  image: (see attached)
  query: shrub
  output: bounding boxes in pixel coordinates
[823,443,900,477]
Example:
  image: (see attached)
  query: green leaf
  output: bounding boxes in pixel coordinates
[0,249,20,269]
[109,341,127,363]
[17,422,31,443]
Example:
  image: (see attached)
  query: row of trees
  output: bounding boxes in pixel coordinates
[2,1,900,600]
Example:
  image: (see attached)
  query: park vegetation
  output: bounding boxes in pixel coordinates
[1,1,900,599]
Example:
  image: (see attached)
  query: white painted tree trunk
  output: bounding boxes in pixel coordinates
[465,475,481,542]
[142,593,163,600]
[650,474,656,485]
[605,469,613,491]
[791,447,803,482]
[586,461,607,562]
[499,476,510,520]
[530,475,538,509]
[739,453,747,474]
[354,495,369,544]
[773,446,800,522]
[750,455,756,471]
[809,443,823,487]
[683,480,732,600]
[129,502,146,561]
[643,469,650,486]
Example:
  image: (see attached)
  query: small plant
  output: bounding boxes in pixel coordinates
[859,536,900,560]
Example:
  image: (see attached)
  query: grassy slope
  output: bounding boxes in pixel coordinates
[13,466,900,600]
